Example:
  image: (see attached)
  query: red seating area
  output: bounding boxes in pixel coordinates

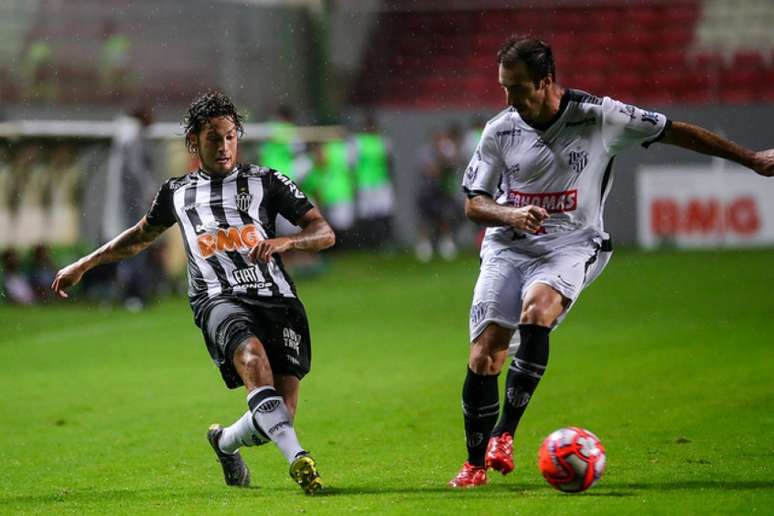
[354,3,774,108]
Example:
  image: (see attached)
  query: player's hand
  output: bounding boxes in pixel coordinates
[509,205,550,233]
[752,149,774,177]
[249,237,294,263]
[51,263,85,299]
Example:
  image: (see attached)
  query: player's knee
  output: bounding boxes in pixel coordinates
[520,302,555,327]
[469,339,507,375]
[234,338,270,373]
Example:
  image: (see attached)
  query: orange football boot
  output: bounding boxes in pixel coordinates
[485,432,514,475]
[448,461,488,488]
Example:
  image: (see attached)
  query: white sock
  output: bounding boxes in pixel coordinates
[219,410,270,454]
[247,386,306,463]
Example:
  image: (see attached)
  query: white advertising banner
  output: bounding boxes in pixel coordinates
[637,163,774,249]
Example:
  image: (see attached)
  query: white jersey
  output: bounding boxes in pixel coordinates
[462,89,669,256]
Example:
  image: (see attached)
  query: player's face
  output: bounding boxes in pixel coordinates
[193,116,238,176]
[499,62,548,123]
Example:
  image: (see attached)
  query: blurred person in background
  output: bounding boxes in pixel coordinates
[98,19,132,99]
[259,105,322,273]
[450,36,774,488]
[52,91,334,495]
[1,248,35,305]
[104,106,169,310]
[351,113,395,250]
[301,139,356,248]
[414,127,464,262]
[28,243,57,301]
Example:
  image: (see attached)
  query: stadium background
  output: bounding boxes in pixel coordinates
[1,1,773,514]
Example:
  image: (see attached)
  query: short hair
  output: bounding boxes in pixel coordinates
[183,90,245,153]
[496,37,556,85]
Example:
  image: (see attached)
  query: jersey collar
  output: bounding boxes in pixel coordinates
[197,165,239,181]
[520,89,570,132]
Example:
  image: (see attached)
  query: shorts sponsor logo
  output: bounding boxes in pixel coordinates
[257,399,280,413]
[466,164,479,183]
[286,354,300,366]
[283,327,301,354]
[235,189,253,212]
[470,302,488,326]
[508,189,578,213]
[197,224,260,258]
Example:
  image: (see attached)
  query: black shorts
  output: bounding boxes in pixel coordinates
[195,295,312,389]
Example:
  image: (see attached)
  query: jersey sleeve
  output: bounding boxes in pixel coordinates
[145,180,177,228]
[601,97,670,155]
[461,124,505,197]
[268,169,315,225]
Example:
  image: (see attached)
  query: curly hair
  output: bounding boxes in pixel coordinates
[183,90,245,153]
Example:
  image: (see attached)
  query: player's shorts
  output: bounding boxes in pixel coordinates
[469,239,612,345]
[195,295,312,389]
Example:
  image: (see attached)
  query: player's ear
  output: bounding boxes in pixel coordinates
[187,132,199,153]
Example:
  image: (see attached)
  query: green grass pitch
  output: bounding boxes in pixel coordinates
[1,249,773,514]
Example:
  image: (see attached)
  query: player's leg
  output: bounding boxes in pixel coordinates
[273,373,322,495]
[200,302,263,487]
[486,283,564,473]
[232,337,308,463]
[488,245,597,474]
[450,252,523,487]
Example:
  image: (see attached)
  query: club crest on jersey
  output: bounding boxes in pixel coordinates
[568,151,589,174]
[235,189,253,212]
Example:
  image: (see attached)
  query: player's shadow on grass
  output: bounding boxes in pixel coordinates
[606,480,774,492]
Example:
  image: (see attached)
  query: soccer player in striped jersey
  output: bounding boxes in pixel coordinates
[449,37,774,488]
[52,91,335,494]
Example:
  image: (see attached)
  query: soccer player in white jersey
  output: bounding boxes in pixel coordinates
[52,91,335,494]
[449,37,774,488]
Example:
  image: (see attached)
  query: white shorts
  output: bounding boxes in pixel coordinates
[469,242,612,350]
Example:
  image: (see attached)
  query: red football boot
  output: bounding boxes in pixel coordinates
[448,461,488,488]
[485,432,514,475]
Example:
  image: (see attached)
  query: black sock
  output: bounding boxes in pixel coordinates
[491,324,550,438]
[462,367,499,467]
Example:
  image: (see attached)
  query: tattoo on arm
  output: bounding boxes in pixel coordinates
[80,217,166,270]
[290,210,336,252]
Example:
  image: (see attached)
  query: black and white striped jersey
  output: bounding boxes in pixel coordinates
[146,164,314,307]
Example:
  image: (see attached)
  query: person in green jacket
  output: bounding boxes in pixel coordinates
[351,114,394,249]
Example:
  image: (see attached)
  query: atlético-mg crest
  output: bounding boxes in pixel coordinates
[235,190,253,212]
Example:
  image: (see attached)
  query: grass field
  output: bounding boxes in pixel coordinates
[1,249,773,514]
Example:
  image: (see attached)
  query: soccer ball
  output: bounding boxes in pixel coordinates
[538,427,606,493]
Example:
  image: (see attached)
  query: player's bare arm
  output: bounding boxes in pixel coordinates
[51,216,167,298]
[464,194,549,233]
[661,121,774,177]
[249,207,335,263]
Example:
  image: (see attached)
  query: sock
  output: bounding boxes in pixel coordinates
[491,324,550,437]
[218,410,270,454]
[247,386,305,463]
[462,367,499,467]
